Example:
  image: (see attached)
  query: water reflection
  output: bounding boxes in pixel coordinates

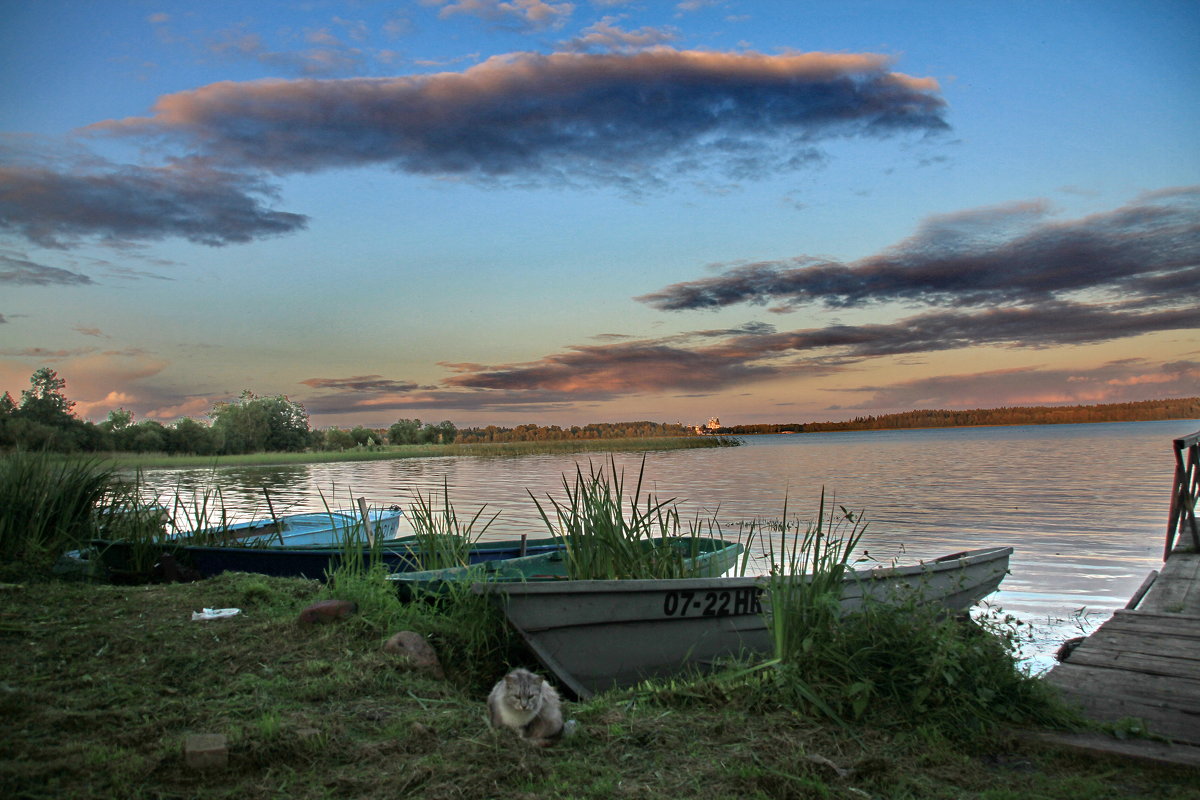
[136,419,1198,672]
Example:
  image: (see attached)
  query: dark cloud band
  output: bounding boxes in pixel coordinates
[93,49,948,185]
[639,188,1200,311]
[0,162,308,248]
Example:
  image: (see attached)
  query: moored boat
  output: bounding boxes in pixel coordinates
[473,546,1012,698]
[388,536,745,599]
[75,534,566,581]
[175,506,411,547]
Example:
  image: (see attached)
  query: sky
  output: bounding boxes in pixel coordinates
[1,0,1198,430]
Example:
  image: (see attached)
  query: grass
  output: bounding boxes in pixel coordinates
[1,574,1195,800]
[88,436,740,470]
[406,480,500,571]
[529,456,722,580]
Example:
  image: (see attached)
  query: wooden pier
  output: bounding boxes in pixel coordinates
[1041,430,1200,767]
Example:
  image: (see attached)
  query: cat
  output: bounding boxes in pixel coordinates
[486,668,571,747]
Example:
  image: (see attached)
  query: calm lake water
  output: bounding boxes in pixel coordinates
[138,419,1200,672]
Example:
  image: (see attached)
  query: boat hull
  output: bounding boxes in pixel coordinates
[389,537,745,598]
[474,547,1012,698]
[181,507,411,547]
[82,535,565,581]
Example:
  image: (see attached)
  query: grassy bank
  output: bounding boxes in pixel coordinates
[1,573,1194,800]
[89,436,740,470]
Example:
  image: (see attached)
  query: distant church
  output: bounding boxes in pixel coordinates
[694,417,722,434]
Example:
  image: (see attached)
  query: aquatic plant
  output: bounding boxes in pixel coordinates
[528,455,711,580]
[0,450,113,575]
[406,480,499,570]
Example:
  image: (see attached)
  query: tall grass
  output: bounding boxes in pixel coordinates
[764,491,868,666]
[406,480,499,570]
[745,494,1071,731]
[0,451,113,575]
[529,456,709,580]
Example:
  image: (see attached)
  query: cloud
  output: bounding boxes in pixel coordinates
[400,299,1196,409]
[73,326,107,338]
[0,347,96,358]
[558,17,678,52]
[0,253,94,285]
[704,302,1200,361]
[206,24,367,76]
[841,359,1200,410]
[442,341,779,397]
[639,188,1200,311]
[0,158,308,248]
[430,0,576,31]
[91,49,948,187]
[300,375,423,393]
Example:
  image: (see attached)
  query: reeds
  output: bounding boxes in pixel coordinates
[406,480,499,570]
[0,451,113,573]
[763,491,868,666]
[529,456,710,580]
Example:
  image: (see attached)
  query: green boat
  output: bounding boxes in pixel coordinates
[387,536,744,599]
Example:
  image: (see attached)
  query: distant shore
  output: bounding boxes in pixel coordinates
[89,434,740,470]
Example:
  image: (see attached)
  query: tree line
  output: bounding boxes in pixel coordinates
[0,368,459,455]
[713,397,1200,436]
[454,421,696,443]
[4,367,1196,455]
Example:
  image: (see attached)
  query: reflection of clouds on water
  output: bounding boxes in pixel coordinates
[136,419,1195,667]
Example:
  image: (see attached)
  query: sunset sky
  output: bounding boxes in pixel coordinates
[2,0,1197,429]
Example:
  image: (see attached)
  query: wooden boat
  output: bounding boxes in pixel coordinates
[389,536,746,599]
[174,506,412,547]
[77,534,566,581]
[473,546,1013,698]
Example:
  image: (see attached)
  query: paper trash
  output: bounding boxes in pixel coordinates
[191,608,241,621]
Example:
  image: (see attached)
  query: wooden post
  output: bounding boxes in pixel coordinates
[357,496,376,546]
[263,488,284,546]
[519,533,528,557]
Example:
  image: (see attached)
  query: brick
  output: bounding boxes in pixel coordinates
[184,733,228,770]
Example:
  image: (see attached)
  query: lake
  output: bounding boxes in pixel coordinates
[138,418,1200,672]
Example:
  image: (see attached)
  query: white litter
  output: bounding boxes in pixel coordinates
[191,608,241,621]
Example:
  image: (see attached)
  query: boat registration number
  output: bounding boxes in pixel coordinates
[662,587,762,617]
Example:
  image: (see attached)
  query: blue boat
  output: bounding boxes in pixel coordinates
[175,505,411,547]
[73,534,566,581]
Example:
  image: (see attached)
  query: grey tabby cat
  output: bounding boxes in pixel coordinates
[486,668,569,747]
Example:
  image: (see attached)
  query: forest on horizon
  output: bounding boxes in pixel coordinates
[710,396,1200,436]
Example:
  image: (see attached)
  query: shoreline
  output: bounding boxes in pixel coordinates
[84,435,740,470]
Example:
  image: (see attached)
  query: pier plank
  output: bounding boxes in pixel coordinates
[1071,627,1200,661]
[1046,662,1200,707]
[1043,544,1200,761]
[1101,613,1200,640]
[1067,648,1200,680]
[1046,664,1200,744]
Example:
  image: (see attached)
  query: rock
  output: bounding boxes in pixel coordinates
[298,599,358,625]
[383,631,445,679]
[184,733,227,770]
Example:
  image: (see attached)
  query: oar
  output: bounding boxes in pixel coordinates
[357,496,376,547]
[263,488,285,546]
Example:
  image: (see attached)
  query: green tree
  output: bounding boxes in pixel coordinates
[18,367,75,427]
[435,420,458,444]
[129,420,167,453]
[322,428,355,450]
[388,418,422,445]
[166,417,218,455]
[210,391,310,454]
